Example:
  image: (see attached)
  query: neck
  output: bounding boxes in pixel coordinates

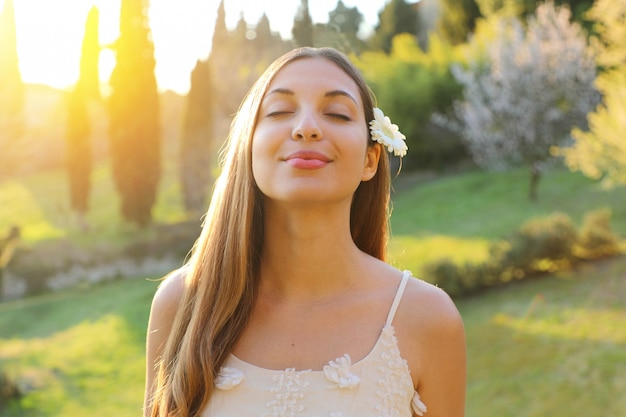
[258,201,369,302]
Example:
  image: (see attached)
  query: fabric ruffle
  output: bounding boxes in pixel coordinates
[411,391,428,416]
[323,354,360,389]
[215,366,244,390]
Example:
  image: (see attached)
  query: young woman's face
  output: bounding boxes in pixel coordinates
[251,57,380,206]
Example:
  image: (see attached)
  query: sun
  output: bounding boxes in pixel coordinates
[8,0,211,94]
[7,0,119,91]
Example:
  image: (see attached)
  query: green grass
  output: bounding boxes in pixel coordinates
[0,158,191,249]
[389,167,626,275]
[462,257,626,417]
[1,164,625,415]
[1,258,624,416]
[0,277,160,416]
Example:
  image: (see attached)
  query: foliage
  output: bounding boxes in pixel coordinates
[77,7,100,101]
[354,34,466,170]
[180,58,214,213]
[495,212,579,274]
[577,208,621,259]
[368,0,419,53]
[557,0,626,187]
[328,0,362,37]
[108,0,161,227]
[0,0,27,182]
[292,0,314,47]
[475,0,590,17]
[209,3,290,117]
[424,209,622,297]
[322,0,366,53]
[66,7,100,217]
[444,2,599,200]
[437,0,482,44]
[0,370,21,409]
[65,89,91,217]
[475,0,538,17]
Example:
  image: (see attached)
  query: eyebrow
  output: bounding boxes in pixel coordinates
[265,88,358,105]
[325,89,358,105]
[265,88,294,97]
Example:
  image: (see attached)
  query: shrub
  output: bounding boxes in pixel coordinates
[423,210,622,297]
[577,208,621,260]
[0,370,21,409]
[423,258,464,297]
[500,212,579,274]
[353,34,467,171]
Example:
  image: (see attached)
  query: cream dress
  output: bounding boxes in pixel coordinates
[202,271,427,417]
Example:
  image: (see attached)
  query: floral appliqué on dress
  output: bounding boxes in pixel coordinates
[323,354,360,389]
[376,326,427,416]
[215,366,244,390]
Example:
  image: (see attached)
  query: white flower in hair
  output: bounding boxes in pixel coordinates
[369,107,408,157]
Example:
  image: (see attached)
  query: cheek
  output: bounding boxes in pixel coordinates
[250,130,274,184]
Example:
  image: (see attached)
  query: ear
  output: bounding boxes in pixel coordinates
[361,143,381,182]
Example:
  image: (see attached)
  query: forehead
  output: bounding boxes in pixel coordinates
[266,57,362,102]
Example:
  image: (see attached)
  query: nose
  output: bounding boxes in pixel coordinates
[292,111,322,141]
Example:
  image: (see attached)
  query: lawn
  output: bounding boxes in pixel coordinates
[389,167,626,276]
[1,164,625,415]
[1,256,624,416]
[0,277,159,416]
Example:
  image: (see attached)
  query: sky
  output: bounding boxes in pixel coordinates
[2,0,389,94]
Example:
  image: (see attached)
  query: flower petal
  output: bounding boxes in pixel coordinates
[369,107,408,157]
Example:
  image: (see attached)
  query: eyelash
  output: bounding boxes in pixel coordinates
[326,113,351,121]
[265,111,351,121]
[266,111,292,118]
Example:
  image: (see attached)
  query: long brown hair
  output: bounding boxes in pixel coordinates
[149,47,391,417]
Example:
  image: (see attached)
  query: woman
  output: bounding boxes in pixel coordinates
[145,47,466,417]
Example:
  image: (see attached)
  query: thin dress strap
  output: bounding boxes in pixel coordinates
[385,270,411,326]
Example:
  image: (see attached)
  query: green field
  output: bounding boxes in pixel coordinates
[1,165,625,416]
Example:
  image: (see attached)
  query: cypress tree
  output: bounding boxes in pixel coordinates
[180,59,213,213]
[0,0,25,181]
[108,0,160,227]
[78,7,100,101]
[212,0,228,53]
[327,0,365,53]
[292,0,314,47]
[66,6,100,224]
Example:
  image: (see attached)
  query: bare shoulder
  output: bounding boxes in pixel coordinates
[144,267,189,414]
[393,274,466,415]
[400,276,464,333]
[147,266,188,342]
[151,266,187,311]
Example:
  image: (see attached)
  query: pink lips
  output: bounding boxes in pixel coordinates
[285,151,331,170]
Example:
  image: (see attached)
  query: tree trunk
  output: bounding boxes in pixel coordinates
[529,165,541,201]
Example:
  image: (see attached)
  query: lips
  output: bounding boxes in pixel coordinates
[284,151,331,170]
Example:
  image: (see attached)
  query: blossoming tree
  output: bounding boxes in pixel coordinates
[448,1,599,200]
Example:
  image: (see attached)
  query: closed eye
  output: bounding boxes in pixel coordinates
[326,113,351,121]
[266,111,293,118]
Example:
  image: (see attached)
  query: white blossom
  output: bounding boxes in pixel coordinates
[436,2,599,197]
[369,108,408,157]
